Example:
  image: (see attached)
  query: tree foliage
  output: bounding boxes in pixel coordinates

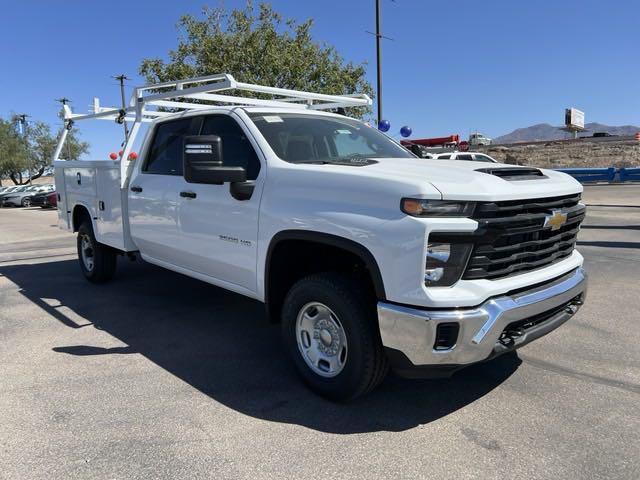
[0,119,29,184]
[139,1,372,117]
[0,113,89,185]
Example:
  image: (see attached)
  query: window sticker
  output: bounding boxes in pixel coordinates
[263,115,284,123]
[335,129,352,134]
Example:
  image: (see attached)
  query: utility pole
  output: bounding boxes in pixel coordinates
[14,114,31,184]
[375,0,383,125]
[112,74,130,141]
[55,98,73,160]
[367,1,393,126]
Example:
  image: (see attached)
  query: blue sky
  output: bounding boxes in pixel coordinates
[1,0,638,158]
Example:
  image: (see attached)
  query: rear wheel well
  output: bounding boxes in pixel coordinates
[265,233,385,323]
[72,205,92,232]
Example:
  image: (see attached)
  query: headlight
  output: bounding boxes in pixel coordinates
[425,242,473,286]
[401,199,475,217]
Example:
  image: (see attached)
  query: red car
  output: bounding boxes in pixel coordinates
[30,191,58,209]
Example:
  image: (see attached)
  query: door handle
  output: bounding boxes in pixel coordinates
[130,186,142,193]
[180,191,197,199]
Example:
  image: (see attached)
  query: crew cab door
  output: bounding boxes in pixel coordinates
[128,116,203,265]
[175,113,263,293]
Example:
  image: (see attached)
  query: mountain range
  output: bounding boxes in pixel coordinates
[493,123,640,144]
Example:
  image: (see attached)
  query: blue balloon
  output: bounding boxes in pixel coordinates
[378,119,391,132]
[400,126,412,138]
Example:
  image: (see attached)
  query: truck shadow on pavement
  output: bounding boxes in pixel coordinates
[0,257,521,434]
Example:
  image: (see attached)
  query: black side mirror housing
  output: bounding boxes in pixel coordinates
[183,135,247,184]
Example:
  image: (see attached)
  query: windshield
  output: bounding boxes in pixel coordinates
[248,113,414,164]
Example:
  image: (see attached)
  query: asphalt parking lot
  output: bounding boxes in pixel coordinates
[1,185,639,480]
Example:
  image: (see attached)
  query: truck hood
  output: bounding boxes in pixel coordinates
[361,158,582,201]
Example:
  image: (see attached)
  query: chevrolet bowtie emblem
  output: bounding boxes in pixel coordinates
[544,210,568,231]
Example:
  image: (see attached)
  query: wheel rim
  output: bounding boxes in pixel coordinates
[23,198,31,207]
[80,234,95,271]
[295,302,348,378]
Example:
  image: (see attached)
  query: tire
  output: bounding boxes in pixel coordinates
[281,273,388,401]
[77,221,117,283]
[21,197,31,207]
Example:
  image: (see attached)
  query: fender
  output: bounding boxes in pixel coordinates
[71,202,97,232]
[265,229,387,304]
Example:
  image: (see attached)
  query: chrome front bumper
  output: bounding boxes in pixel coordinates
[378,268,587,375]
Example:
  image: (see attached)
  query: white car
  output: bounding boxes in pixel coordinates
[435,152,498,162]
[53,74,587,400]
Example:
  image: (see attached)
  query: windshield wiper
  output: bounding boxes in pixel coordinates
[294,159,336,165]
[293,155,380,166]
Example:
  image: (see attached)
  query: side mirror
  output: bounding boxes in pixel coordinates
[183,135,247,184]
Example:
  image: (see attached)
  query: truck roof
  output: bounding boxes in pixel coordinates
[147,105,350,124]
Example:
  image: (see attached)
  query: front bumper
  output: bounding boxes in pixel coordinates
[378,267,587,378]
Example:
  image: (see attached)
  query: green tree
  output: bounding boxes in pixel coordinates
[0,119,29,186]
[0,114,89,185]
[139,1,372,117]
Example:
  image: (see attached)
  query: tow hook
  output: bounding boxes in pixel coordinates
[498,328,525,347]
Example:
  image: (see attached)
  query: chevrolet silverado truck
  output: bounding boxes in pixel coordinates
[53,74,587,401]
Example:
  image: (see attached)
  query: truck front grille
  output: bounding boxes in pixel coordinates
[462,193,585,280]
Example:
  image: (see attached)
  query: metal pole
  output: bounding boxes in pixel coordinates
[56,98,73,160]
[16,114,30,184]
[375,0,383,125]
[113,74,130,140]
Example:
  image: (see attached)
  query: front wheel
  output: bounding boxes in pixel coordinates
[21,197,31,207]
[281,273,388,401]
[77,221,117,283]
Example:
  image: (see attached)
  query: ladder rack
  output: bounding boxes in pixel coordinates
[53,73,372,187]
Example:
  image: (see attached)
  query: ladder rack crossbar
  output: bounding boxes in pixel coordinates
[53,73,372,188]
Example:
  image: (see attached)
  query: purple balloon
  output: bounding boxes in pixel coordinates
[378,119,391,132]
[400,126,412,138]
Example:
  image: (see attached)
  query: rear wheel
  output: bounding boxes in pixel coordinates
[21,197,31,207]
[281,273,388,401]
[77,221,117,283]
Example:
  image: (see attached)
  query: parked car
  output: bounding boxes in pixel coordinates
[0,185,29,204]
[0,185,53,207]
[54,74,587,400]
[0,185,23,195]
[434,152,498,162]
[30,190,58,208]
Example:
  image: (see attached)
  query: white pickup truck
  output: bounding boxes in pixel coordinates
[54,74,587,400]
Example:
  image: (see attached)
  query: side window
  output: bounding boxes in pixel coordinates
[439,154,451,159]
[201,115,261,180]
[144,117,202,175]
[457,154,474,161]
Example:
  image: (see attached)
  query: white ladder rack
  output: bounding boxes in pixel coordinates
[52,73,372,187]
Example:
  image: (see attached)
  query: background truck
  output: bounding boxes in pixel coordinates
[469,132,492,146]
[54,74,587,401]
